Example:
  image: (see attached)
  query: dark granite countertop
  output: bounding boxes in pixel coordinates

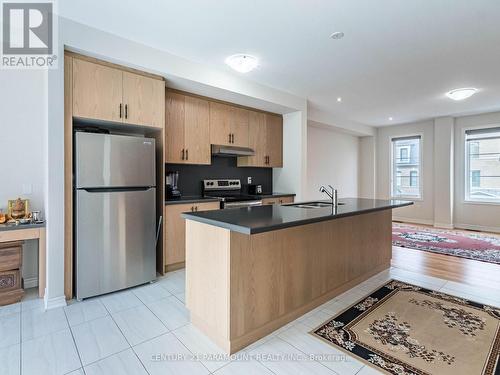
[0,222,46,232]
[165,196,221,205]
[165,192,296,205]
[182,198,413,234]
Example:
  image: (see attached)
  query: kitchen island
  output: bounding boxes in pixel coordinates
[182,198,412,353]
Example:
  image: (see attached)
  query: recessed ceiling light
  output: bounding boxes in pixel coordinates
[337,97,342,102]
[445,88,478,101]
[330,31,345,40]
[225,54,259,73]
[388,117,393,121]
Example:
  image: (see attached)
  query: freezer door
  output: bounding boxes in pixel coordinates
[76,188,156,300]
[75,132,156,188]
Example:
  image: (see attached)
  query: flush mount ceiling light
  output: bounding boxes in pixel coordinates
[225,54,259,73]
[388,117,393,121]
[445,88,478,101]
[337,97,342,102]
[330,31,345,40]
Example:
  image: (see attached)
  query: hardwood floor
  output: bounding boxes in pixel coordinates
[391,245,500,290]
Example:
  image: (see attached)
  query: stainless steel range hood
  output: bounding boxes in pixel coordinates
[211,144,255,157]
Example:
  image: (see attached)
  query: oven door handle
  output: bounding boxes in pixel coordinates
[223,200,263,209]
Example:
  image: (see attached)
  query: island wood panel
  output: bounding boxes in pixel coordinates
[123,72,165,128]
[185,209,392,353]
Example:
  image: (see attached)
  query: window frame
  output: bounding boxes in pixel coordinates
[390,134,423,200]
[464,125,500,204]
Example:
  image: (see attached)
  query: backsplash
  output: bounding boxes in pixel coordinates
[166,156,273,196]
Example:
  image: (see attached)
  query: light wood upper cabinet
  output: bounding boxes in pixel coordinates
[209,102,232,146]
[164,202,220,267]
[209,102,249,147]
[72,57,164,128]
[123,72,165,128]
[165,91,211,165]
[165,91,185,163]
[184,96,210,164]
[238,112,283,168]
[265,114,283,167]
[231,107,250,147]
[73,58,123,122]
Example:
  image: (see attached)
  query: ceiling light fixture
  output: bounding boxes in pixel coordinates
[225,54,259,73]
[388,117,393,121]
[337,97,342,102]
[330,31,345,40]
[445,88,478,101]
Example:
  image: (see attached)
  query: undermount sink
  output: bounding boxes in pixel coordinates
[290,201,345,209]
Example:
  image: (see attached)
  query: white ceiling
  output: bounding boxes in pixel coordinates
[59,0,500,127]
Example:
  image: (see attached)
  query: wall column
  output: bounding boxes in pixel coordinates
[433,117,454,228]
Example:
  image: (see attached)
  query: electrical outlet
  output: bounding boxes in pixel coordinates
[247,177,252,184]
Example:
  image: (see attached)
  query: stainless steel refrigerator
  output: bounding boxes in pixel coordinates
[75,132,157,300]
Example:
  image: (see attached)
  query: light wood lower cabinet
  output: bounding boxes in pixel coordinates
[164,202,220,269]
[262,196,294,205]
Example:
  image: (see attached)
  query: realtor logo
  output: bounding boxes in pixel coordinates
[1,1,57,68]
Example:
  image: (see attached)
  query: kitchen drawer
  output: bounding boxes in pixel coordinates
[0,269,21,293]
[0,241,23,272]
[262,196,294,205]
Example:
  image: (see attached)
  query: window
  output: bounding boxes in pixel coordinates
[410,171,418,187]
[399,147,409,163]
[465,127,500,203]
[392,136,421,198]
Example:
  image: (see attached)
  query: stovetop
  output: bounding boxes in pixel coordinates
[202,179,261,202]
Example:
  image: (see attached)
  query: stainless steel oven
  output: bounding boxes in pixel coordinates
[202,179,263,209]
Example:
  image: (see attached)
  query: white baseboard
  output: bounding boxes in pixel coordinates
[23,277,38,289]
[454,223,500,234]
[392,216,434,226]
[433,222,455,229]
[44,295,67,310]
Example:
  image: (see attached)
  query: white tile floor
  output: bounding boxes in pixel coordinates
[0,267,498,375]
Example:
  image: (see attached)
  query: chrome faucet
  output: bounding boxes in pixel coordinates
[319,185,338,206]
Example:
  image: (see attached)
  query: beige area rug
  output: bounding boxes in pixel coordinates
[311,280,500,375]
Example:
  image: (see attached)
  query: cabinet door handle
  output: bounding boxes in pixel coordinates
[231,134,235,143]
[195,206,198,211]
[186,149,188,160]
[191,206,194,212]
[119,103,122,118]
[125,104,128,119]
[181,149,185,160]
[228,133,232,143]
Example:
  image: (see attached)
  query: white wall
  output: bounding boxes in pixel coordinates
[306,123,359,200]
[454,111,500,232]
[0,69,46,286]
[376,120,435,224]
[358,136,376,199]
[374,112,500,232]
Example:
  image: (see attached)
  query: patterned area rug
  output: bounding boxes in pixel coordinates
[392,223,500,265]
[311,280,500,375]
